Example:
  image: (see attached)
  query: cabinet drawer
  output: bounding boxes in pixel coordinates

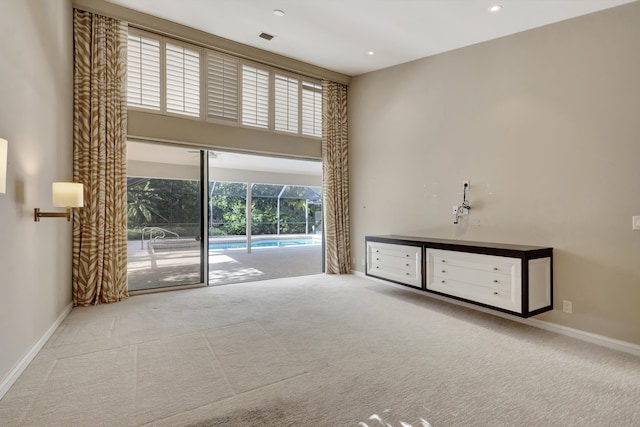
[369,242,420,260]
[369,261,420,285]
[429,249,519,276]
[427,276,521,312]
[426,248,522,313]
[432,264,512,291]
[367,242,422,288]
[371,255,418,272]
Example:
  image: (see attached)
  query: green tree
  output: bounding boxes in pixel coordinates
[210,182,247,235]
[127,181,166,226]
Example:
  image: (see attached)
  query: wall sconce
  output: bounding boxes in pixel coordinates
[34,182,84,222]
[0,138,7,194]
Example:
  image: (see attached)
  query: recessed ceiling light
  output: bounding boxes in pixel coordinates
[273,9,285,17]
[367,51,375,56]
[488,4,503,13]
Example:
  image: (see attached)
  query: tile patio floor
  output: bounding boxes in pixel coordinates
[127,240,323,291]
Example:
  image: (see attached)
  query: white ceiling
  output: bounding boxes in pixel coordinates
[106,0,635,76]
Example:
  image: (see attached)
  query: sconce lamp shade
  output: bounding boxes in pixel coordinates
[0,138,7,194]
[52,182,84,208]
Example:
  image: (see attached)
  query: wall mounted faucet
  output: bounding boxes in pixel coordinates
[453,180,471,224]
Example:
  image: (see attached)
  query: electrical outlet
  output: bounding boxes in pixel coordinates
[633,216,640,230]
[562,300,573,314]
[452,205,459,215]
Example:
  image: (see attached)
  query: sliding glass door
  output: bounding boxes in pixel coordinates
[126,142,323,291]
[207,151,323,286]
[126,142,204,291]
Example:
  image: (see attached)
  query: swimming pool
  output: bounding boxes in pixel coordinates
[209,237,320,250]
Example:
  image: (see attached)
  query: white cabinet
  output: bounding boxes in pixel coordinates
[365,236,553,318]
[366,241,422,288]
[426,249,522,313]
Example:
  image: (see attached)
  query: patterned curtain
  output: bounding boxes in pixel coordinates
[322,81,351,274]
[72,10,129,305]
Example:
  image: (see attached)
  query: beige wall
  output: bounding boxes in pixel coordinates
[128,111,322,160]
[349,2,640,344]
[0,0,74,388]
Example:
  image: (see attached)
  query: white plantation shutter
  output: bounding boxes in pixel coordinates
[126,28,324,139]
[274,74,299,133]
[242,64,269,128]
[166,42,200,117]
[206,53,239,122]
[127,31,160,110]
[302,81,322,137]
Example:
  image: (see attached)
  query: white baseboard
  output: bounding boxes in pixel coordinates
[353,270,640,357]
[0,302,73,400]
[524,318,640,356]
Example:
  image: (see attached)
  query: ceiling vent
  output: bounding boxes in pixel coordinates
[259,32,274,41]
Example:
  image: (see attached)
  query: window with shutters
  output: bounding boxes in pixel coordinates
[206,53,239,123]
[126,28,322,138]
[274,74,299,133]
[166,42,200,117]
[241,64,269,129]
[127,30,161,110]
[302,82,322,137]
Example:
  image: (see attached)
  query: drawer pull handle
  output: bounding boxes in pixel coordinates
[406,273,410,276]
[376,250,380,253]
[406,263,410,267]
[376,258,379,261]
[441,270,446,273]
[406,254,410,258]
[376,266,379,269]
[493,267,498,271]
[493,291,499,295]
[441,280,446,284]
[493,280,498,283]
[441,260,446,263]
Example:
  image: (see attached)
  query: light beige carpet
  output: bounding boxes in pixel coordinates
[1,274,639,426]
